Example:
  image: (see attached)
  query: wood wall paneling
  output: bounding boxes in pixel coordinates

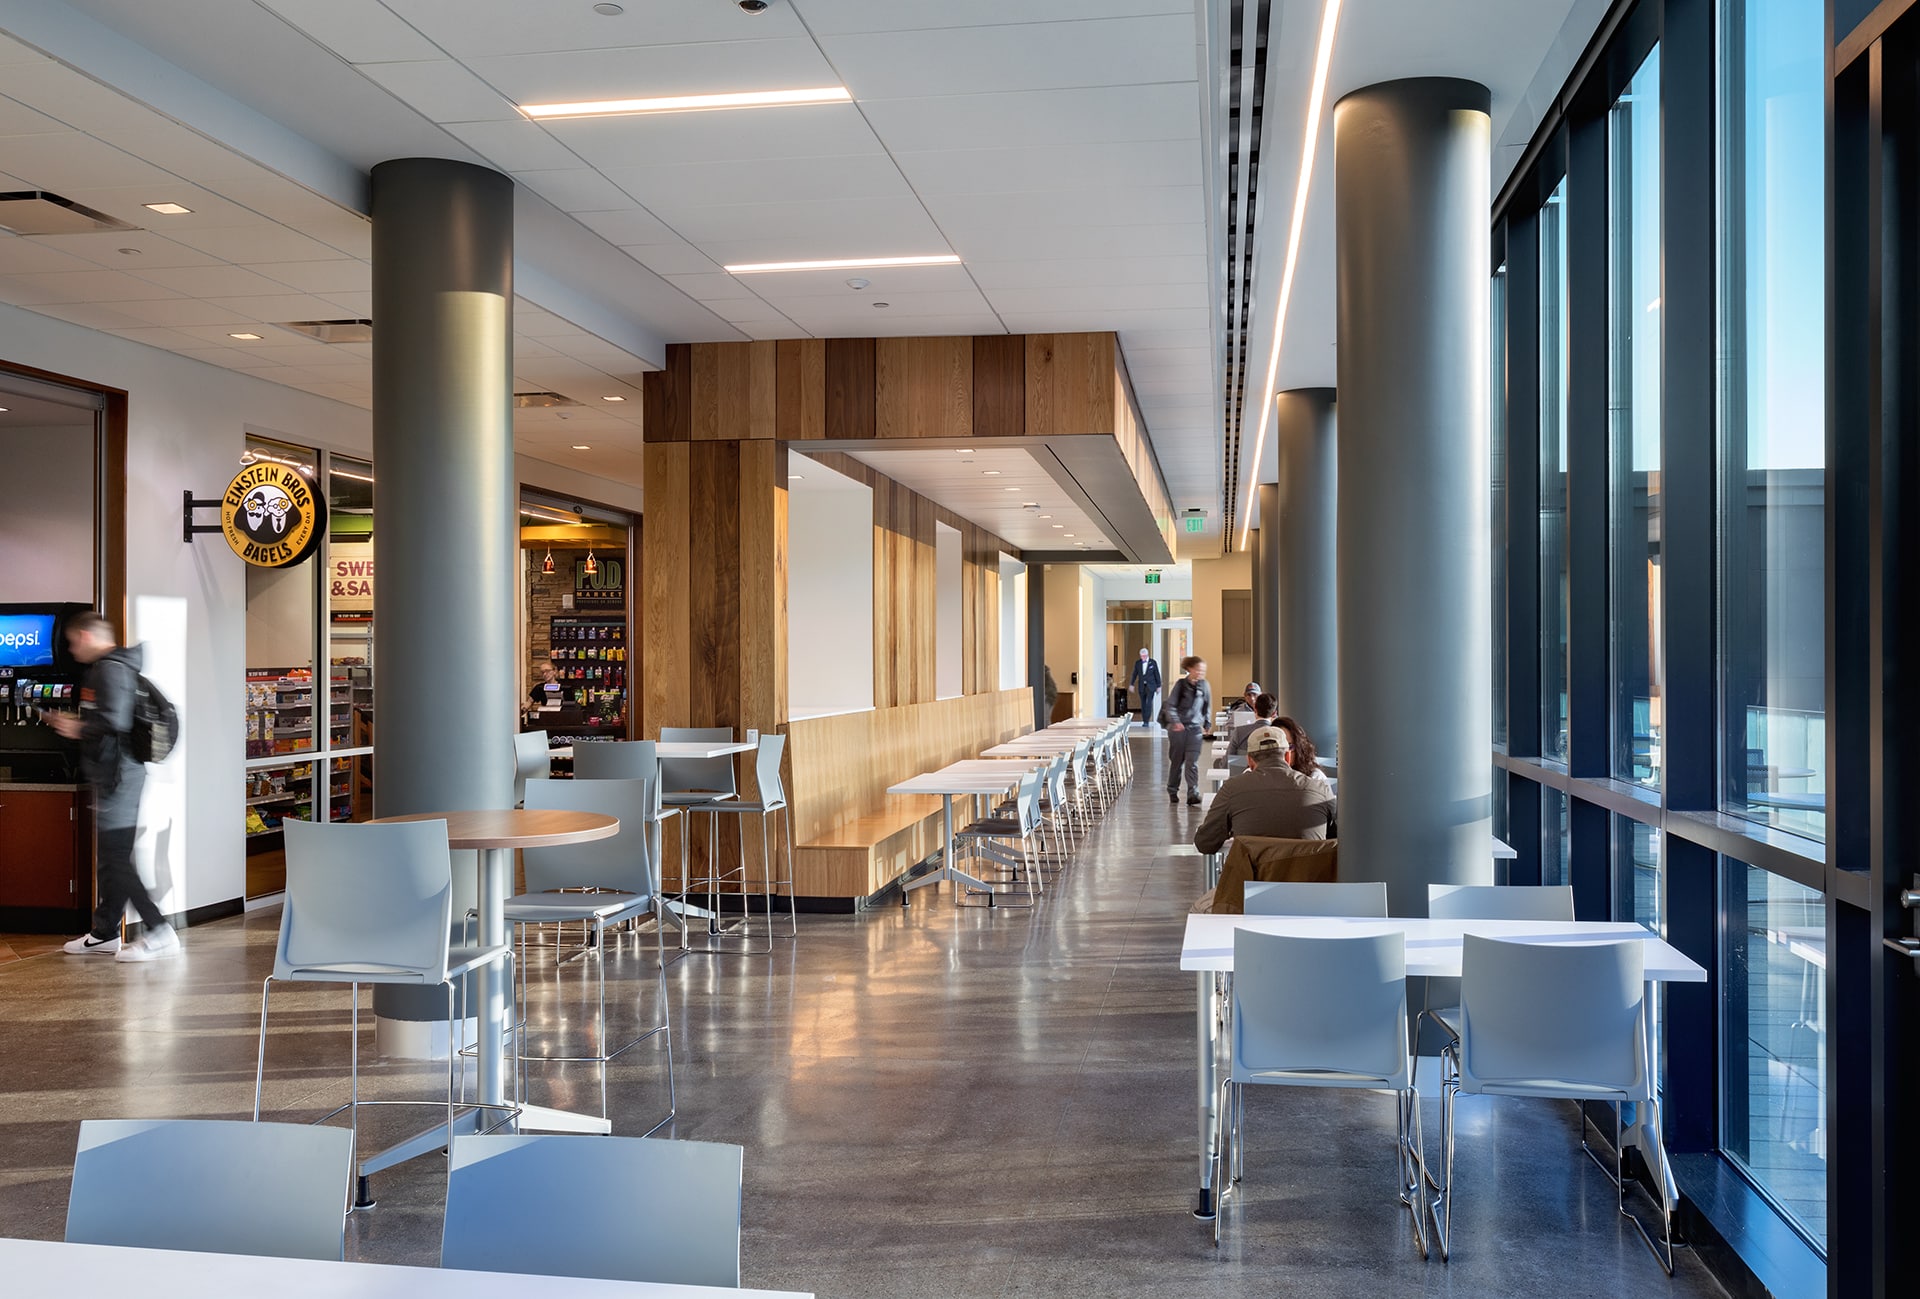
[825,337,877,441]
[972,334,1026,439]
[775,339,826,441]
[642,345,693,443]
[876,336,972,439]
[641,442,691,733]
[1024,332,1117,438]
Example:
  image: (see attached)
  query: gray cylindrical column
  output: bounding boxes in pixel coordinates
[1253,487,1280,694]
[1027,561,1047,729]
[371,158,515,1029]
[1333,80,1492,916]
[1273,390,1337,754]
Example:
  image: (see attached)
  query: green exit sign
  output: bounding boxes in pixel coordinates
[1145,571,1162,585]
[1183,516,1205,533]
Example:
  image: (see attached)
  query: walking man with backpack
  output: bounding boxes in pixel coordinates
[44,611,179,961]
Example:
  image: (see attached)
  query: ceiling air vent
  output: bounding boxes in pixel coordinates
[0,191,139,236]
[513,391,583,409]
[275,319,374,344]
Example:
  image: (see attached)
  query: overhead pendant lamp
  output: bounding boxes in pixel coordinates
[542,549,555,575]
[583,550,598,577]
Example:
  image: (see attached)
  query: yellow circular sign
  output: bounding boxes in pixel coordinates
[220,462,327,568]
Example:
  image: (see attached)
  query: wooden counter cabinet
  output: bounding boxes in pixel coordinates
[0,784,89,931]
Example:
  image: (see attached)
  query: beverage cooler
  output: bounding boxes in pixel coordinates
[0,604,96,932]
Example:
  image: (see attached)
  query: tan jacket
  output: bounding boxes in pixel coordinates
[1198,835,1341,914]
[1192,761,1336,854]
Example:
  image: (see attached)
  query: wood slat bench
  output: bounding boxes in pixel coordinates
[793,796,946,904]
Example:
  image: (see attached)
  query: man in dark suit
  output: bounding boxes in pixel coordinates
[1129,647,1162,730]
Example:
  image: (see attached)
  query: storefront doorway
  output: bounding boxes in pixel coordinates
[518,491,635,773]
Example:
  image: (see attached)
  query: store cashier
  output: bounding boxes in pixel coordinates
[528,660,572,708]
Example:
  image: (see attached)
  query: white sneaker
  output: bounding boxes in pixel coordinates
[64,933,121,956]
[115,924,180,962]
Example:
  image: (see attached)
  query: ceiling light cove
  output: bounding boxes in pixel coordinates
[1238,0,1345,552]
[520,86,850,120]
[724,254,961,275]
[143,202,192,215]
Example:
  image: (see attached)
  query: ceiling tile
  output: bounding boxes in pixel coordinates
[604,152,910,212]
[29,301,156,331]
[798,0,1194,35]
[618,241,724,276]
[464,38,840,106]
[446,119,586,172]
[162,223,349,264]
[661,272,764,302]
[0,268,181,304]
[945,222,1205,263]
[654,194,943,250]
[203,292,357,322]
[0,239,101,276]
[0,94,66,138]
[983,282,1209,315]
[741,263,976,300]
[42,231,226,270]
[258,0,446,63]
[861,82,1200,152]
[250,259,370,295]
[512,167,641,213]
[932,184,1204,231]
[87,296,267,328]
[356,59,521,123]
[134,263,301,297]
[568,206,678,246]
[381,0,809,58]
[0,130,180,191]
[544,103,883,170]
[821,16,1196,100]
[894,138,1203,197]
[967,255,1206,290]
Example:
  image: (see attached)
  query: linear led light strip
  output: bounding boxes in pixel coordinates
[724,254,961,275]
[520,86,850,119]
[1238,0,1344,551]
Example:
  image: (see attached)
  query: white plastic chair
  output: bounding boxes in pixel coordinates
[1416,883,1576,1094]
[1218,929,1426,1253]
[1437,935,1672,1272]
[67,1119,352,1261]
[515,778,675,1134]
[1242,880,1389,917]
[703,732,797,945]
[513,730,550,806]
[570,741,685,943]
[659,726,741,947]
[252,820,516,1175]
[955,766,1046,908]
[442,1134,743,1287]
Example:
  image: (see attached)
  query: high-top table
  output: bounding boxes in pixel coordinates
[1,1238,813,1298]
[887,761,1038,907]
[1178,913,1707,1221]
[361,809,618,1196]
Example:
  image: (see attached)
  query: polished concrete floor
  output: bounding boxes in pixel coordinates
[0,735,1727,1298]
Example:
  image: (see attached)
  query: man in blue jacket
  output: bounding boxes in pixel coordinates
[1128,647,1162,730]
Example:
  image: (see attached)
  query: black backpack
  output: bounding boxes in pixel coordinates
[129,673,179,764]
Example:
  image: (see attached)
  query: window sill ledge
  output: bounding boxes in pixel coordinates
[1672,1152,1825,1299]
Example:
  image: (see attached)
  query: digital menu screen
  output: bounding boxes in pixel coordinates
[0,615,57,668]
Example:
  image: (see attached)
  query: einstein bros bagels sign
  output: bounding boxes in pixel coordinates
[220,463,327,568]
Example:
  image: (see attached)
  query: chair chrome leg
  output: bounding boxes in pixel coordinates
[252,976,273,1123]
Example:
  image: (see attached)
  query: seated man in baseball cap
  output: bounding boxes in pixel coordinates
[1194,724,1337,854]
[1225,681,1262,716]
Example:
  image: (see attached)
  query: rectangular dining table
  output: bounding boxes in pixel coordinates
[887,762,1041,906]
[1,1238,812,1298]
[1177,913,1707,1221]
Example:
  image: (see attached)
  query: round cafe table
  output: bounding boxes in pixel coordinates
[359,810,619,1190]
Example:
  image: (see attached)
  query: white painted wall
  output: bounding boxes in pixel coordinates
[787,454,874,719]
[935,522,961,700]
[999,555,1025,691]
[0,299,655,920]
[1080,567,1106,718]
[0,423,96,603]
[1042,563,1082,712]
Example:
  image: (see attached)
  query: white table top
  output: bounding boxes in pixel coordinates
[1491,835,1516,859]
[550,742,755,761]
[1180,914,1707,981]
[0,1238,812,1299]
[888,764,1033,796]
[981,738,1084,755]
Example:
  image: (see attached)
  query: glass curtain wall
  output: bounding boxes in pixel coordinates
[1717,0,1827,839]
[1492,265,1510,749]
[1539,180,1571,763]
[1610,48,1664,788]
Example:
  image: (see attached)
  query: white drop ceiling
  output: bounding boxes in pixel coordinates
[0,0,1612,558]
[840,446,1115,555]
